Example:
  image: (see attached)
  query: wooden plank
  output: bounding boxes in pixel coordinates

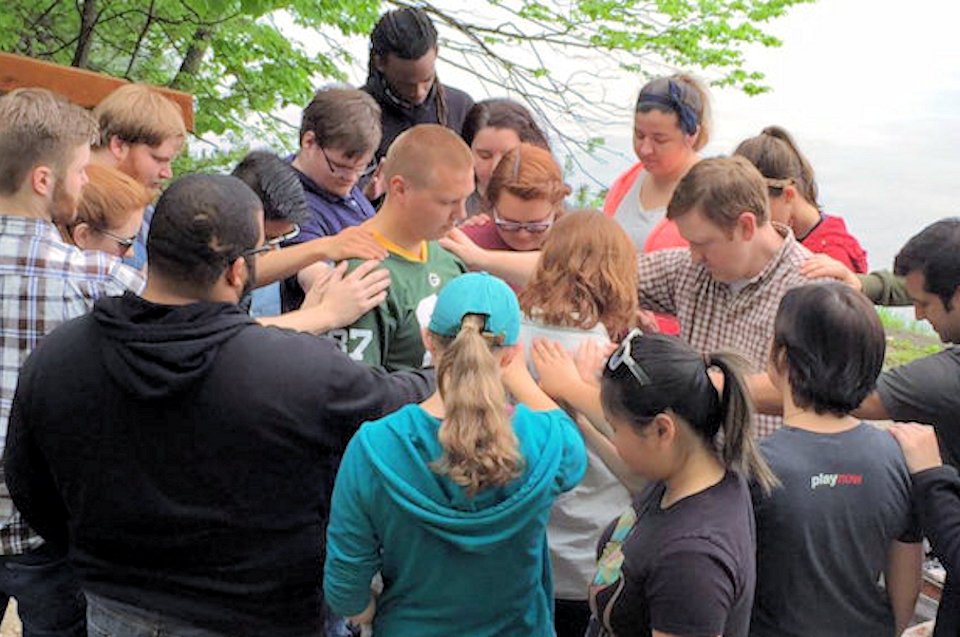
[0,52,194,131]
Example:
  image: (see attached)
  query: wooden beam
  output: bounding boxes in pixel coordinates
[0,52,194,131]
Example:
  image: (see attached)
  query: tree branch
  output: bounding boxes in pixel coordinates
[124,0,156,78]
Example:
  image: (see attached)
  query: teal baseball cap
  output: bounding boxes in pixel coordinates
[428,272,521,345]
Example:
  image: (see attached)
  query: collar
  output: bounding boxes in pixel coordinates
[288,156,360,205]
[0,214,66,242]
[372,231,427,263]
[728,222,797,291]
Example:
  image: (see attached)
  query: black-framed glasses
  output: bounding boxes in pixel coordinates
[96,227,137,250]
[320,148,376,181]
[492,208,556,234]
[607,328,652,386]
[239,224,300,259]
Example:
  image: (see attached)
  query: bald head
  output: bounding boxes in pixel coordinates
[383,124,473,188]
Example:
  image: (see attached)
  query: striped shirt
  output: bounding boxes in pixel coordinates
[638,225,815,437]
[0,215,144,554]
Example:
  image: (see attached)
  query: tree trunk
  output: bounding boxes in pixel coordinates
[170,27,213,90]
[71,0,97,68]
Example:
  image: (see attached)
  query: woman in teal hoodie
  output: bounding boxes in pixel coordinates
[324,272,587,636]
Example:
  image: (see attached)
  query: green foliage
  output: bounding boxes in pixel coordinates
[3,0,814,166]
[876,308,942,370]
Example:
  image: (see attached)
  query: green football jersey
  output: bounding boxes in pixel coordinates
[330,241,466,371]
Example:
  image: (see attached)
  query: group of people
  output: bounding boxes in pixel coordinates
[1,5,960,637]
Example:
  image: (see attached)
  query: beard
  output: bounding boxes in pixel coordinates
[48,178,80,226]
[240,255,258,300]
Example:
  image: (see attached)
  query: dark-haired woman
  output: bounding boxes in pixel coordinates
[533,332,777,637]
[461,98,550,215]
[751,283,922,637]
[735,126,868,273]
[362,7,474,163]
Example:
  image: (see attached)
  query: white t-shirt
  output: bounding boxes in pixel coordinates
[517,316,632,600]
[612,170,666,253]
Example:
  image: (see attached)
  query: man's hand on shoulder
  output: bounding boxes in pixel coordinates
[801,253,862,290]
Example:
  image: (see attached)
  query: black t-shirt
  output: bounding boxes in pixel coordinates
[751,424,921,637]
[587,471,756,637]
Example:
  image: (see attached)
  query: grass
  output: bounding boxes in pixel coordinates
[877,308,942,369]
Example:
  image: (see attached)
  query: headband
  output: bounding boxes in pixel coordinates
[636,79,699,136]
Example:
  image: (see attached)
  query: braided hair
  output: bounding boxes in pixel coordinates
[368,7,448,125]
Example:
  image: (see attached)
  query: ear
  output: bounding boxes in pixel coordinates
[783,184,797,204]
[388,174,408,201]
[300,130,316,150]
[224,257,247,289]
[652,412,677,444]
[499,344,520,368]
[373,53,385,74]
[767,345,788,388]
[69,222,92,248]
[30,165,55,198]
[736,211,758,241]
[107,136,129,162]
[421,327,436,358]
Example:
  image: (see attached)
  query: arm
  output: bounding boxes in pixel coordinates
[3,359,69,547]
[438,227,539,288]
[865,353,957,425]
[323,434,382,618]
[852,391,891,421]
[574,414,647,493]
[746,373,784,416]
[884,540,923,636]
[500,347,561,412]
[255,226,387,288]
[530,339,606,428]
[859,270,912,307]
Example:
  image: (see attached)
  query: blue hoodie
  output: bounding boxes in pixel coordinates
[324,403,587,637]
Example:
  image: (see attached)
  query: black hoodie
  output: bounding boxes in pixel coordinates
[4,292,433,636]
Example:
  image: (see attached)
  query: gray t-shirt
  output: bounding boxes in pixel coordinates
[876,346,960,464]
[751,424,920,637]
[612,170,665,253]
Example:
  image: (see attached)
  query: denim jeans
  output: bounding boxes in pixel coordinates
[86,594,230,637]
[0,543,85,637]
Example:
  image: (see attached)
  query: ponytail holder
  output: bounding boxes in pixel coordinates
[636,80,699,136]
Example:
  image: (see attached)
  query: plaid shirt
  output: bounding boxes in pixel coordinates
[638,225,814,437]
[0,215,144,554]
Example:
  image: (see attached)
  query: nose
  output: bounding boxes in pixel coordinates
[415,81,432,104]
[638,138,654,156]
[159,165,173,180]
[914,305,925,322]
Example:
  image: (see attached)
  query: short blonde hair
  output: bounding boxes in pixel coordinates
[75,164,152,230]
[0,88,98,195]
[383,124,472,188]
[667,156,770,231]
[93,84,187,149]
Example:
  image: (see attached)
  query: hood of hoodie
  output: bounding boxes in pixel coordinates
[357,404,567,554]
[94,292,255,400]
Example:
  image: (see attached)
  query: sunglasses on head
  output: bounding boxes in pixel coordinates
[606,328,652,386]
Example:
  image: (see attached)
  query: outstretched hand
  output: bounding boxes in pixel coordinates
[302,260,390,329]
[800,253,861,290]
[439,227,486,269]
[574,340,616,388]
[531,338,585,400]
[321,226,388,262]
[888,423,943,474]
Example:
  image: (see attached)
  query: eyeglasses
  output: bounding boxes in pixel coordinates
[239,224,300,259]
[320,148,375,181]
[492,208,556,234]
[96,227,138,250]
[607,328,652,386]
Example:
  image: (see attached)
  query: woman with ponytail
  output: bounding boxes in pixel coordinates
[735,125,868,273]
[532,332,776,637]
[751,283,921,637]
[324,272,586,637]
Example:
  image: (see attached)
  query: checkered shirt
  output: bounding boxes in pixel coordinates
[0,215,145,554]
[638,225,815,438]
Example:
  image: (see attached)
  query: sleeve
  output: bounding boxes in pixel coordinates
[323,432,382,616]
[913,466,960,575]
[549,410,587,494]
[637,249,686,315]
[647,538,737,637]
[876,351,960,426]
[2,356,70,547]
[858,270,912,306]
[315,337,434,449]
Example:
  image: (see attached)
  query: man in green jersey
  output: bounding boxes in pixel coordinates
[331,124,473,370]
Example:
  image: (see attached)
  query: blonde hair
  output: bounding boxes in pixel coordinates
[75,164,152,230]
[0,88,99,195]
[519,211,638,339]
[383,124,473,188]
[93,84,187,149]
[485,143,571,211]
[431,314,523,496]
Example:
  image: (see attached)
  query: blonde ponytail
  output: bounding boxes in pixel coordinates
[431,314,523,496]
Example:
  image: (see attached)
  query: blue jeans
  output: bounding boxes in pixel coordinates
[86,594,229,637]
[0,544,85,637]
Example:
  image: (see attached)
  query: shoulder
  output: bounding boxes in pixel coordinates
[602,163,645,215]
[427,241,467,272]
[441,85,473,109]
[353,404,430,454]
[639,247,692,273]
